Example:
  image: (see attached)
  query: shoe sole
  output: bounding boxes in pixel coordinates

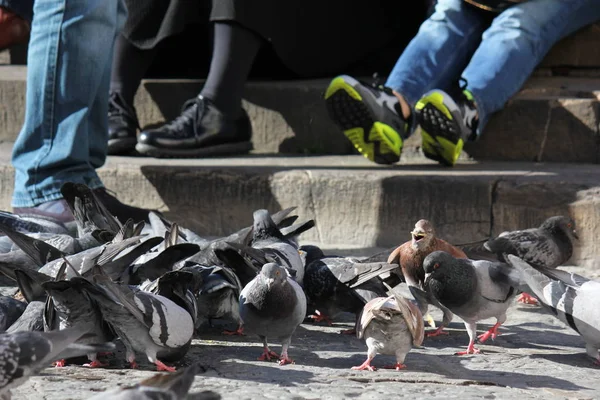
[415,91,465,167]
[135,141,253,159]
[324,76,402,165]
[108,137,138,155]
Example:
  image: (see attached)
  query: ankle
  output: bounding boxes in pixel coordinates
[392,90,412,121]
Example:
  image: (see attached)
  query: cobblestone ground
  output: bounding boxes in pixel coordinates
[11,265,600,400]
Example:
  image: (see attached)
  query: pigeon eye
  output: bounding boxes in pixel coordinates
[434,263,440,269]
[275,270,280,276]
[567,223,572,228]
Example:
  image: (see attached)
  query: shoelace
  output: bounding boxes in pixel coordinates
[108,92,139,128]
[159,96,205,138]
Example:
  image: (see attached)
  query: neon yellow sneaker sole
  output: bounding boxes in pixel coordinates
[325,76,403,165]
[415,91,464,167]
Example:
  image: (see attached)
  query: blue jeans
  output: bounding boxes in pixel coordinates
[385,0,600,135]
[0,0,33,21]
[11,0,127,208]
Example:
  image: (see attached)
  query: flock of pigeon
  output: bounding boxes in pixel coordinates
[0,182,596,399]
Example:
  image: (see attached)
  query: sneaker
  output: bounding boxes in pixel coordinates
[108,92,140,155]
[0,6,30,51]
[13,187,153,229]
[414,81,478,167]
[324,75,410,165]
[136,95,253,158]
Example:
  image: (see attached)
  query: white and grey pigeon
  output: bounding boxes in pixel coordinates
[0,326,115,398]
[506,254,600,365]
[353,290,424,371]
[70,272,194,371]
[422,251,517,355]
[239,262,306,365]
[88,363,209,400]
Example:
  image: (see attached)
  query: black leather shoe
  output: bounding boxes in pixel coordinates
[108,91,140,155]
[135,95,253,158]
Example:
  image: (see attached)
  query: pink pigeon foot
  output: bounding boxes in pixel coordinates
[223,325,245,336]
[155,360,176,372]
[258,347,279,361]
[352,358,377,371]
[426,326,449,337]
[53,359,66,368]
[278,356,295,365]
[455,341,481,356]
[517,293,538,305]
[84,360,108,368]
[477,322,501,343]
[383,363,407,370]
[308,311,332,326]
[129,360,138,369]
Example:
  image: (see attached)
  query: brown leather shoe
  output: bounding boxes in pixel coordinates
[0,7,30,51]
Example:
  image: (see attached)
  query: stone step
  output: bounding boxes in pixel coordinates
[0,142,597,268]
[1,65,599,163]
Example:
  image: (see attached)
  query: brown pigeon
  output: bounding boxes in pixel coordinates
[387,219,467,336]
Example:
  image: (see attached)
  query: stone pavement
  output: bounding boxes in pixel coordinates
[10,265,600,400]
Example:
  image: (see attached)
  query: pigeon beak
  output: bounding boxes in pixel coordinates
[424,272,432,282]
[572,229,579,240]
[266,278,275,289]
[411,231,427,241]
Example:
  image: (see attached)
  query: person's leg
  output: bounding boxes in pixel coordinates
[12,0,151,225]
[136,21,260,158]
[323,0,489,165]
[462,0,600,133]
[385,0,490,108]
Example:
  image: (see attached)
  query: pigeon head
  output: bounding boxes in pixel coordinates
[422,251,476,308]
[410,219,435,251]
[540,216,579,241]
[260,263,287,289]
[253,209,284,241]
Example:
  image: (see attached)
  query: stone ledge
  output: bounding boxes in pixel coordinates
[0,143,596,268]
[1,66,599,163]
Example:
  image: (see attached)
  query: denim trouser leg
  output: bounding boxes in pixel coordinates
[463,0,600,134]
[11,0,126,208]
[384,0,490,106]
[0,0,34,21]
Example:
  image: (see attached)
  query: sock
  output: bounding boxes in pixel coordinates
[110,34,158,107]
[200,22,262,118]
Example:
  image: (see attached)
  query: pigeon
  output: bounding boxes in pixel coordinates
[41,278,114,367]
[248,209,305,285]
[353,290,424,371]
[6,301,45,333]
[463,216,579,304]
[0,326,115,397]
[70,271,194,371]
[423,251,517,355]
[387,219,467,335]
[303,257,399,329]
[239,263,307,365]
[0,297,27,333]
[88,363,212,400]
[505,255,600,364]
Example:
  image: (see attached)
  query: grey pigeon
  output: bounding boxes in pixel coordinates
[248,209,305,285]
[423,251,517,355]
[0,326,115,398]
[0,297,27,333]
[303,257,399,329]
[88,363,210,400]
[41,279,114,367]
[70,272,194,371]
[6,301,45,333]
[506,255,600,364]
[239,263,307,365]
[353,290,424,371]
